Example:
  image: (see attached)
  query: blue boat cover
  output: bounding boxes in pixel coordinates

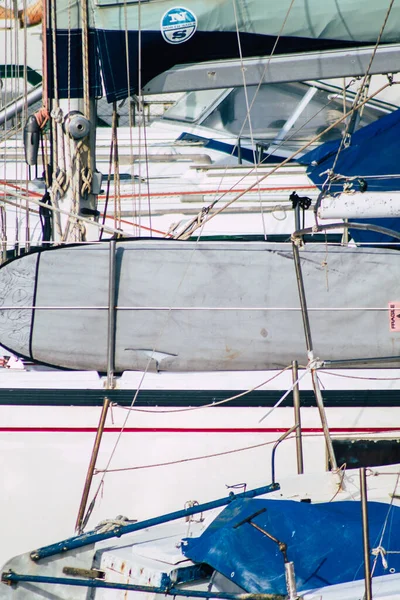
[182,498,400,595]
[299,108,400,245]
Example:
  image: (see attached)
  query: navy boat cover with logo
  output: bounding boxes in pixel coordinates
[182,498,400,595]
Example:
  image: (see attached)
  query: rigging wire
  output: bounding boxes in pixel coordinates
[81,0,90,120]
[112,102,121,231]
[99,115,116,239]
[0,187,123,236]
[20,0,31,252]
[94,436,298,476]
[233,0,297,148]
[171,81,368,240]
[329,0,396,177]
[94,432,400,476]
[121,1,139,236]
[82,233,230,525]
[321,371,400,382]
[232,0,266,238]
[63,0,73,239]
[49,0,66,239]
[369,471,400,577]
[197,0,297,241]
[258,368,311,424]
[134,1,153,236]
[176,81,399,240]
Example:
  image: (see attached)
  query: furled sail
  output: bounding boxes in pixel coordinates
[0,240,398,372]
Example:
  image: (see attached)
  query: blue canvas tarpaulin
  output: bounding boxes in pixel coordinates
[300,108,400,245]
[182,498,400,595]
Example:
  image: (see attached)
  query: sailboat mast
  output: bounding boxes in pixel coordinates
[47,0,100,244]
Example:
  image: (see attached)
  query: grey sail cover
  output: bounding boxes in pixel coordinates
[0,240,398,372]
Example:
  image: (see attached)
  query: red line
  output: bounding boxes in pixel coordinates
[102,215,172,237]
[0,426,398,434]
[0,180,43,198]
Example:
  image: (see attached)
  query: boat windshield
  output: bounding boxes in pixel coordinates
[199,81,393,144]
[162,89,229,123]
[162,81,396,152]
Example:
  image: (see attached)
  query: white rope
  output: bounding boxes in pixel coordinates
[321,371,400,382]
[371,546,388,570]
[115,366,291,414]
[258,368,311,423]
[95,515,137,533]
[52,168,69,198]
[80,166,93,196]
[370,471,400,576]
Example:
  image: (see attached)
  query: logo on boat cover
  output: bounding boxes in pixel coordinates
[160,7,197,44]
[389,302,400,332]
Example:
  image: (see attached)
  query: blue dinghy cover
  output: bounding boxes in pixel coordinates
[182,498,400,595]
[299,108,400,245]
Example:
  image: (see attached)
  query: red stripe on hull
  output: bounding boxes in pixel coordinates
[0,426,399,434]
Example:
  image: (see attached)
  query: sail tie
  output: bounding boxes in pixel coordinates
[53,168,69,198]
[50,106,64,124]
[371,546,388,569]
[80,166,93,197]
[94,515,137,534]
[370,472,400,576]
[307,355,323,370]
[34,107,50,129]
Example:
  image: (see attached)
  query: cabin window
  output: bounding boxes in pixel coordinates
[331,439,400,470]
[163,89,229,123]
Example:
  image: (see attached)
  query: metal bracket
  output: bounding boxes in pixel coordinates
[63,566,105,579]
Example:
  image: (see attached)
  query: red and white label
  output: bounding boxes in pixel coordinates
[389,302,400,332]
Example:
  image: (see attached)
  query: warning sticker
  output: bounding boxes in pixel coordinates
[389,302,400,332]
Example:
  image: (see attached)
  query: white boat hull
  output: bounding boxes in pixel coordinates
[1,367,400,566]
[2,454,400,599]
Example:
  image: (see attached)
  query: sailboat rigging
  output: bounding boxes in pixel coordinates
[2,1,400,594]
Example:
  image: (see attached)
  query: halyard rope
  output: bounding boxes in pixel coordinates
[330,0,396,176]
